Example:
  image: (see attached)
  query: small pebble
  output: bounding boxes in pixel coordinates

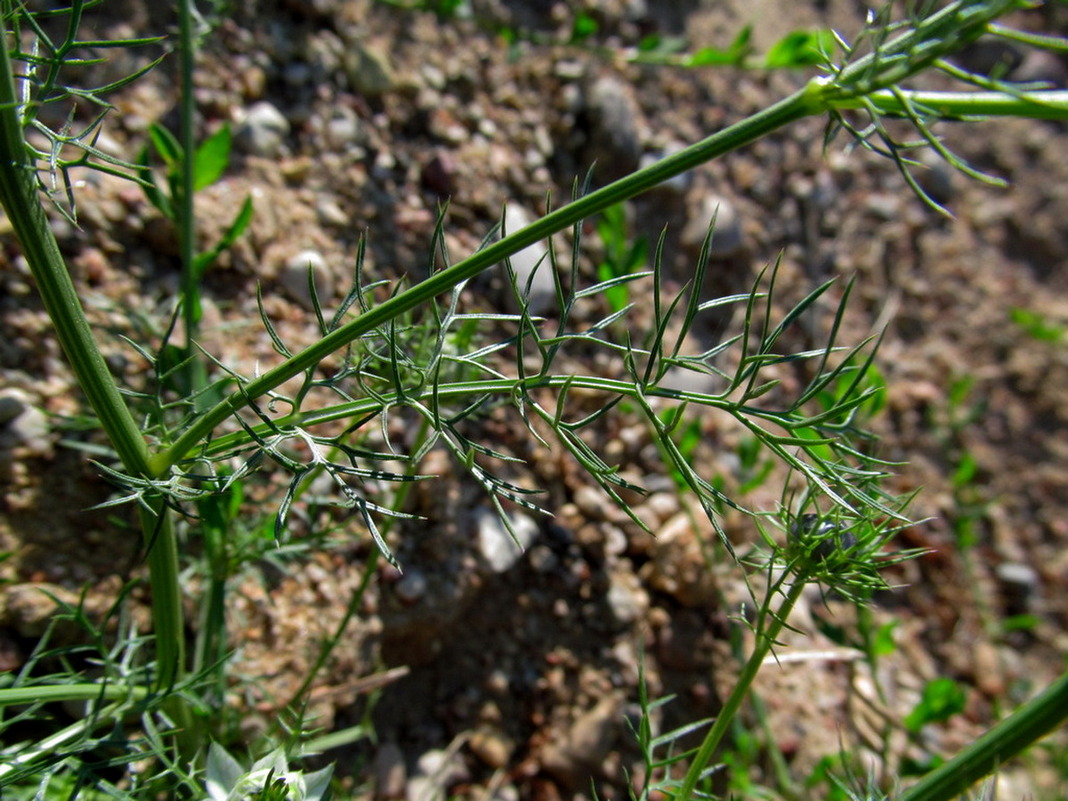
[469,726,515,769]
[0,390,51,458]
[342,41,396,97]
[485,669,510,696]
[681,193,744,258]
[499,204,556,316]
[315,197,349,227]
[582,75,643,182]
[996,562,1039,615]
[394,569,428,604]
[421,151,459,196]
[606,568,648,626]
[324,107,364,149]
[373,742,407,800]
[234,101,290,158]
[572,485,608,520]
[0,393,27,426]
[280,249,333,309]
[527,544,559,573]
[476,507,539,573]
[916,150,956,206]
[540,695,622,789]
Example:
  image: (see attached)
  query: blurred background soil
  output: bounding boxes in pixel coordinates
[1,0,1066,798]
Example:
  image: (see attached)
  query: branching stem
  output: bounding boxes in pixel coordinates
[154,86,820,473]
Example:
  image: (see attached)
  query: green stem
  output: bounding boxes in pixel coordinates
[0,27,186,695]
[0,40,149,476]
[176,375,782,460]
[193,527,229,700]
[0,683,150,707]
[281,549,380,718]
[153,85,822,474]
[675,576,809,799]
[896,669,1068,801]
[177,0,208,398]
[137,505,186,692]
[848,88,1068,120]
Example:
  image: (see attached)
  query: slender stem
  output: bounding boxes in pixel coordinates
[193,519,229,699]
[281,549,380,717]
[154,54,1068,475]
[153,85,822,474]
[0,683,150,706]
[847,88,1068,120]
[138,504,186,692]
[0,27,186,694]
[176,0,208,397]
[896,669,1068,801]
[179,375,784,461]
[675,576,809,799]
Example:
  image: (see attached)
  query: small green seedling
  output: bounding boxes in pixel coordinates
[905,677,968,733]
[138,122,253,404]
[139,122,254,326]
[596,202,648,313]
[1010,307,1065,343]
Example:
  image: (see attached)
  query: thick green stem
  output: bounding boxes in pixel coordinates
[896,669,1068,801]
[0,29,185,694]
[675,576,808,799]
[193,521,229,700]
[0,41,148,475]
[138,504,186,691]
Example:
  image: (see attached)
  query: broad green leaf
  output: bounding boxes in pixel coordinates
[686,24,752,66]
[571,12,598,42]
[137,143,173,219]
[193,195,254,279]
[905,677,967,732]
[1010,306,1065,342]
[148,122,182,170]
[193,124,232,191]
[764,29,835,68]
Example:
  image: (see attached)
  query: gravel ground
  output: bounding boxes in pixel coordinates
[1,1,1067,798]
